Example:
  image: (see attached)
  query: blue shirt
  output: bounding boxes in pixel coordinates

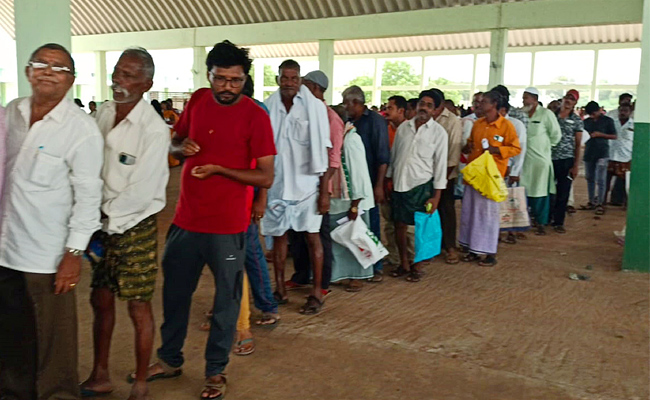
[349,108,390,186]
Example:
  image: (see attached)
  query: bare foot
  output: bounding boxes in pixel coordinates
[79,375,114,396]
[127,381,152,400]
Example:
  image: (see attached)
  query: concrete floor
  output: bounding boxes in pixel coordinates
[76,167,649,400]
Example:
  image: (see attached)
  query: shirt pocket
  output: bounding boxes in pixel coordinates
[291,119,310,146]
[29,151,67,190]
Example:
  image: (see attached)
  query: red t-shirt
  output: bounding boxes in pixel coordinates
[172,89,276,234]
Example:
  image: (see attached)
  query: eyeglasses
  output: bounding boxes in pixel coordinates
[209,72,245,88]
[28,61,72,74]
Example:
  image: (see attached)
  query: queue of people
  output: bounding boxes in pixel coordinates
[0,39,634,400]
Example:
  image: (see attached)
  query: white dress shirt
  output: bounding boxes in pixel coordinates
[0,98,104,274]
[506,115,528,177]
[265,86,331,202]
[388,117,448,193]
[96,99,170,234]
[610,117,634,163]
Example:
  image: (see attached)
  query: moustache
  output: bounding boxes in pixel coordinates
[37,76,58,84]
[111,83,131,97]
[216,91,236,97]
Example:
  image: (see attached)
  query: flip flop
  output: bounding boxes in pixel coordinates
[255,312,280,326]
[233,338,255,356]
[272,291,288,305]
[405,270,421,283]
[80,387,113,398]
[126,367,182,383]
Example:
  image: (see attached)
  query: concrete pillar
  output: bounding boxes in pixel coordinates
[94,51,109,101]
[623,0,650,271]
[318,39,335,104]
[15,0,71,97]
[488,28,508,89]
[193,46,207,91]
[252,58,265,101]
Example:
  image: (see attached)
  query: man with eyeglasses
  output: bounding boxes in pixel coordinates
[0,43,104,400]
[79,48,170,400]
[263,59,331,314]
[142,40,276,400]
[387,90,448,282]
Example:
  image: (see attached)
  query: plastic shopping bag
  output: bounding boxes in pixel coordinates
[414,211,442,263]
[331,217,388,269]
[461,151,508,202]
[499,187,530,230]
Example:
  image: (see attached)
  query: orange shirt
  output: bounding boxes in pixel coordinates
[466,115,521,177]
[388,123,397,148]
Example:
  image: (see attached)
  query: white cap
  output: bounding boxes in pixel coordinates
[524,86,539,96]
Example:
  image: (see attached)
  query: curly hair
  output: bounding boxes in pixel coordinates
[206,40,252,74]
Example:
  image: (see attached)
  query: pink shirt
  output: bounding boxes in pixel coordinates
[326,104,344,192]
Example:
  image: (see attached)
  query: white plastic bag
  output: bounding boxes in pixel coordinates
[331,217,389,269]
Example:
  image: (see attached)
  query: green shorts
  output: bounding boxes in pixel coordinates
[391,181,433,226]
[91,215,158,301]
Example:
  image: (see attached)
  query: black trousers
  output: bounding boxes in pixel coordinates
[606,172,627,205]
[289,213,333,289]
[552,158,574,227]
[438,178,457,250]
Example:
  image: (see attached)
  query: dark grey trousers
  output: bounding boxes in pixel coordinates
[156,225,245,378]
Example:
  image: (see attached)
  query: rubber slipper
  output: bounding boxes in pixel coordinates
[126,368,182,384]
[233,338,255,356]
[272,291,288,305]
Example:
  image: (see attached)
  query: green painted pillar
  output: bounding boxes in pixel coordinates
[488,28,508,88]
[14,0,71,97]
[94,51,108,101]
[623,0,650,271]
[318,39,335,105]
[193,46,207,91]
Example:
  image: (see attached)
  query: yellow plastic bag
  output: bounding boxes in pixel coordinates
[461,151,508,202]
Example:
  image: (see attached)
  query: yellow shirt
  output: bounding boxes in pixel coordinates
[467,114,521,177]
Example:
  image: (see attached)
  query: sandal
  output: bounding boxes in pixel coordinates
[504,233,517,244]
[201,375,226,399]
[272,291,288,305]
[256,312,280,326]
[595,205,605,216]
[233,338,255,356]
[535,225,546,236]
[461,253,480,263]
[405,269,420,283]
[580,202,596,211]
[566,206,577,214]
[389,266,409,278]
[445,250,460,265]
[345,279,363,292]
[478,256,497,267]
[366,271,384,283]
[553,225,566,234]
[299,295,323,315]
[127,362,182,383]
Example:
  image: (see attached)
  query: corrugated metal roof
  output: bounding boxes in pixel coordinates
[247,24,642,58]
[0,0,534,38]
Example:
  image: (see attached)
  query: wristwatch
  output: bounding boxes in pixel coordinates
[350,207,358,213]
[66,247,84,257]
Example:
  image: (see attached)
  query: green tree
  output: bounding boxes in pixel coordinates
[264,64,278,87]
[380,61,421,104]
[427,77,467,105]
[344,75,373,104]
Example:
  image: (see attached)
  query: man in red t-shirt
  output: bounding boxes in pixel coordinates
[145,41,276,399]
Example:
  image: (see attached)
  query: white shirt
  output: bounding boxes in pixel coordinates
[96,99,170,234]
[0,98,104,274]
[506,115,528,177]
[388,117,448,193]
[265,86,331,202]
[462,113,477,142]
[610,117,634,163]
